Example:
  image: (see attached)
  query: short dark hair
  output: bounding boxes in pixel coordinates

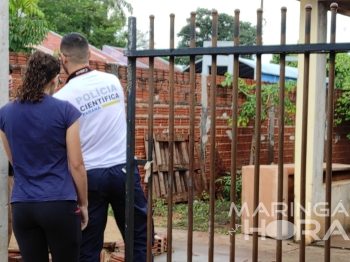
[16,51,60,103]
[60,32,89,64]
[9,65,13,75]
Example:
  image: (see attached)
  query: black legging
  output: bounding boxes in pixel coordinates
[12,201,82,262]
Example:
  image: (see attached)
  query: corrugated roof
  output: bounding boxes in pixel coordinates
[103,45,183,72]
[238,57,298,79]
[102,45,148,68]
[183,57,298,79]
[36,31,120,63]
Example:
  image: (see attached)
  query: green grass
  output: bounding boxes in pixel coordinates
[108,192,241,235]
[152,195,237,235]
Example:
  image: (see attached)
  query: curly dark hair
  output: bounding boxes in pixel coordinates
[16,51,60,103]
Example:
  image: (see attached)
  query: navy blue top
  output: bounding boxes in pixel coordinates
[0,95,81,203]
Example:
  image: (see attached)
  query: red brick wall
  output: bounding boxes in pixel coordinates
[327,90,350,164]
[9,52,350,191]
[115,67,297,189]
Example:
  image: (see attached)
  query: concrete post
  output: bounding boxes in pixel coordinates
[294,0,327,243]
[201,41,235,158]
[0,0,9,259]
[200,73,209,162]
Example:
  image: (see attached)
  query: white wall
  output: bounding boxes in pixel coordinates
[202,41,234,76]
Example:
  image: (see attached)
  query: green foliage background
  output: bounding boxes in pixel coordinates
[176,8,257,66]
[38,0,132,49]
[332,53,350,137]
[9,0,49,53]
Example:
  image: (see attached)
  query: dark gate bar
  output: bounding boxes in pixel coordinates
[187,11,196,262]
[299,5,312,262]
[146,15,155,262]
[167,13,176,262]
[125,16,137,262]
[325,3,338,262]
[208,9,218,262]
[252,8,263,262]
[276,6,287,262]
[229,8,240,262]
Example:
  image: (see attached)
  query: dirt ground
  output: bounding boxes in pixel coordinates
[152,212,232,234]
[9,216,350,262]
[8,215,231,261]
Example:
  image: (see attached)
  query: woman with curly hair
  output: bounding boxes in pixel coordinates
[0,50,88,262]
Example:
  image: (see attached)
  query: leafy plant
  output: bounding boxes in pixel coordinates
[332,53,350,138]
[153,198,168,216]
[9,0,49,52]
[152,194,233,234]
[329,53,350,90]
[221,72,296,127]
[215,170,242,205]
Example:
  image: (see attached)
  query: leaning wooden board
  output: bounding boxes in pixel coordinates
[144,133,208,203]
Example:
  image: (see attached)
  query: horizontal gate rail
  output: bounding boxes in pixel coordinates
[124,42,350,57]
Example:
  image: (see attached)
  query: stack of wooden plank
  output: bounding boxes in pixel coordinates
[106,237,166,260]
[8,253,52,262]
[102,241,116,252]
[100,249,106,262]
[108,252,125,262]
[8,253,23,262]
[115,241,125,253]
[145,133,208,203]
[100,241,123,262]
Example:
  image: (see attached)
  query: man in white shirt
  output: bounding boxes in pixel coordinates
[54,32,149,262]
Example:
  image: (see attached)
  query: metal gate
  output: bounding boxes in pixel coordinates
[124,3,349,262]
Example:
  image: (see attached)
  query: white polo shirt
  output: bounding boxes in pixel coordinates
[54,70,127,170]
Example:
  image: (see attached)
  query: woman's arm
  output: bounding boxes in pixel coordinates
[66,120,88,230]
[0,130,12,165]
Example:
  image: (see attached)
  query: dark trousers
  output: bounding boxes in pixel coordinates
[12,201,82,262]
[8,176,14,246]
[79,165,151,262]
